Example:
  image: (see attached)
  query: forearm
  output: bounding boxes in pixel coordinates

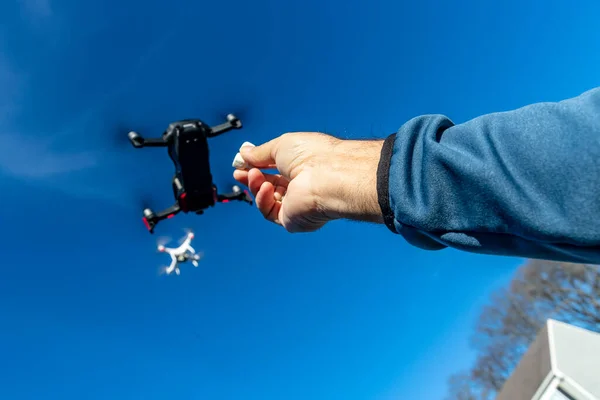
[377,87,600,263]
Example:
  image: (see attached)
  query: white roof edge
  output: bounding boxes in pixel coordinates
[530,372,558,400]
[558,375,600,400]
[548,318,600,399]
[547,319,558,374]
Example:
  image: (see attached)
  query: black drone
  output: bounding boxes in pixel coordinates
[127,113,253,233]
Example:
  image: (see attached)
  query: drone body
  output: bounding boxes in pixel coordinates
[127,114,253,233]
[158,231,202,275]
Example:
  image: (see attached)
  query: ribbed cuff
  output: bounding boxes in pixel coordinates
[376,133,398,233]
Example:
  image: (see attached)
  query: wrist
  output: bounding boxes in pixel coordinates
[316,139,385,223]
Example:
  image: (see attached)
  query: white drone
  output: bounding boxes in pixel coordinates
[157,231,203,276]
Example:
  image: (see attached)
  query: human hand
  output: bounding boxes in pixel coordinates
[232,132,384,233]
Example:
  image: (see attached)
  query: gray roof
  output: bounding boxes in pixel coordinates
[496,319,600,400]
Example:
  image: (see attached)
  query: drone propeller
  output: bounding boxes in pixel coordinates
[156,235,172,248]
[124,189,160,232]
[101,116,126,147]
[176,228,195,245]
[110,120,162,152]
[96,100,158,152]
[138,194,154,211]
[224,104,252,125]
[157,263,182,276]
[205,80,260,127]
[157,265,171,276]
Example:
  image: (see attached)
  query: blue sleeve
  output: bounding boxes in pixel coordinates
[376,87,600,264]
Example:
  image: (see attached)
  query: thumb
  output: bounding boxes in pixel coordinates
[240,137,280,168]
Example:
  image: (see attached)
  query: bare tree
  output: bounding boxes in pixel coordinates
[445,372,479,400]
[444,261,600,399]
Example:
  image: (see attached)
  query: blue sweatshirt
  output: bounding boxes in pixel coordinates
[376,87,600,264]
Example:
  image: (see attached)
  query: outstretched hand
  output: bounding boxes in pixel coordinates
[233,132,384,233]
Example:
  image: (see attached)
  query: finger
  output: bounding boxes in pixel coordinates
[262,172,289,192]
[239,136,281,168]
[247,168,289,194]
[247,168,266,197]
[255,180,282,224]
[274,184,286,201]
[233,169,249,186]
[236,168,288,202]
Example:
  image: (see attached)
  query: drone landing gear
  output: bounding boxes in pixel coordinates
[187,251,202,267]
[142,203,181,234]
[217,185,253,205]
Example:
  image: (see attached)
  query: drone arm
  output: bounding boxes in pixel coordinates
[207,122,235,138]
[217,188,253,205]
[128,131,168,148]
[143,203,182,233]
[141,137,169,147]
[155,203,181,219]
[207,114,242,138]
[166,256,177,274]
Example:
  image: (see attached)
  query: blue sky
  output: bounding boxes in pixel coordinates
[1,0,599,398]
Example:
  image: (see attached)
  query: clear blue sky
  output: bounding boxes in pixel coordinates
[1,0,599,398]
